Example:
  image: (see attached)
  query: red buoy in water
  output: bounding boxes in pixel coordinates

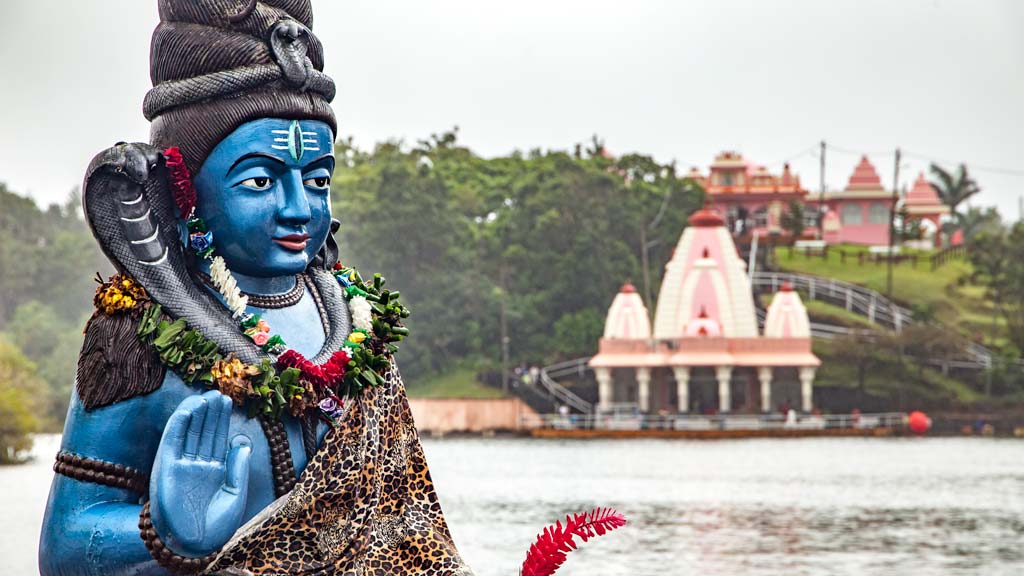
[908,411,931,434]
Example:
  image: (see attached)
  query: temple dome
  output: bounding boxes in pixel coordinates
[764,283,811,338]
[653,210,758,339]
[906,173,942,206]
[602,282,651,339]
[904,173,950,216]
[845,156,884,191]
[688,207,725,227]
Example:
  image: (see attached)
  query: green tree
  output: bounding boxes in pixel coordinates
[780,199,806,239]
[330,131,702,381]
[0,340,41,463]
[896,206,924,241]
[929,163,981,221]
[969,223,1024,354]
[956,205,1002,242]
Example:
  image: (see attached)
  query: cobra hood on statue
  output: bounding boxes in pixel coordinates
[40,2,475,575]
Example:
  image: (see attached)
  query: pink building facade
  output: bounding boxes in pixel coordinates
[821,156,895,246]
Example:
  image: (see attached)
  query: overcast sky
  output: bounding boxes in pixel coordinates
[1,0,1022,217]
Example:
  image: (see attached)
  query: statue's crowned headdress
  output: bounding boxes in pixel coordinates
[146,0,337,173]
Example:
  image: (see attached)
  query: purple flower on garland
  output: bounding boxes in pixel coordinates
[319,396,344,420]
[190,230,214,253]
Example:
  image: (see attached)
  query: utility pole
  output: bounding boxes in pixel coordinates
[498,261,510,395]
[640,224,652,311]
[641,183,673,319]
[886,147,901,302]
[818,140,826,239]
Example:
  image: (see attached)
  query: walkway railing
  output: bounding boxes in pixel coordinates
[751,271,913,332]
[752,270,999,366]
[930,244,967,270]
[535,362,593,414]
[520,411,908,431]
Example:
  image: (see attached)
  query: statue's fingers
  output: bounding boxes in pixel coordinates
[197,392,222,460]
[183,396,208,459]
[212,395,232,463]
[161,407,192,461]
[224,435,252,494]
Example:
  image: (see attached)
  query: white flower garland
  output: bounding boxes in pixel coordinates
[350,295,374,332]
[209,255,249,318]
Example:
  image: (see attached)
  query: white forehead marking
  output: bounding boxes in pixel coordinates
[267,125,325,153]
[270,129,289,150]
[300,130,321,152]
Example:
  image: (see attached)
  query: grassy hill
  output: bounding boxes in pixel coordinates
[405,366,507,399]
[773,245,1005,348]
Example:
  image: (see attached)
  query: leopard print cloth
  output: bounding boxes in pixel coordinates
[206,363,475,575]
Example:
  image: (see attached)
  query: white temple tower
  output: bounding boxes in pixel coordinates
[590,207,820,415]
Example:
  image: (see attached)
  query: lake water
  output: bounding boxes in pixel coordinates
[4,435,1023,575]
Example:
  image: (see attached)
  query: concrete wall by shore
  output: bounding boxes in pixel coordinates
[408,398,536,433]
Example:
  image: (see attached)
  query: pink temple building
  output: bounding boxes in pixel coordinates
[686,151,950,247]
[903,172,950,245]
[687,151,813,237]
[821,156,896,246]
[589,208,820,415]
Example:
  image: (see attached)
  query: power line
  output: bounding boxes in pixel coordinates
[825,143,893,157]
[902,150,1024,178]
[825,142,1024,177]
[764,144,819,167]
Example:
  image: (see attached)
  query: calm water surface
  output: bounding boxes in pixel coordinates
[3,435,1022,575]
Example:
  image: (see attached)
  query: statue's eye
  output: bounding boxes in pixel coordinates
[304,176,330,189]
[239,177,273,190]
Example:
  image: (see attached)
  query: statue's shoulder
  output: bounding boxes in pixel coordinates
[76,275,167,411]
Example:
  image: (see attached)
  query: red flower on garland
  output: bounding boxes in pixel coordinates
[322,350,350,384]
[520,508,627,576]
[164,146,197,218]
[277,349,350,392]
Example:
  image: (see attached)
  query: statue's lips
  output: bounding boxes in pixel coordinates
[273,233,310,251]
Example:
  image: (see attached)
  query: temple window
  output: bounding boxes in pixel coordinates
[868,202,889,224]
[841,203,863,225]
[753,206,769,228]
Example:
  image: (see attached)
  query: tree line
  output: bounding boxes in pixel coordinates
[2,131,1019,458]
[0,131,702,458]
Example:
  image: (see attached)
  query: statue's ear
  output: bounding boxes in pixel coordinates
[313,218,341,270]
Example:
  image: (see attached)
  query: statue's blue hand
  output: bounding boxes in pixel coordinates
[150,390,252,557]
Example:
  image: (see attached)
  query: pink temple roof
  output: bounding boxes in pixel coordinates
[688,207,726,227]
[601,282,652,339]
[845,156,884,191]
[905,173,943,206]
[764,285,811,339]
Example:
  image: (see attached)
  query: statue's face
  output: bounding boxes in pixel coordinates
[193,118,334,277]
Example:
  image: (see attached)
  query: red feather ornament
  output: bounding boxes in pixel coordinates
[520,508,627,576]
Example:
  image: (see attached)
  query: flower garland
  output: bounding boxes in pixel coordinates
[82,149,413,423]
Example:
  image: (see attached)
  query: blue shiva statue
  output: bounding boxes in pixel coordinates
[39,2,473,575]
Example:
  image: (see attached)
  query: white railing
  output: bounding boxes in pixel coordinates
[751,271,913,332]
[536,363,593,414]
[520,411,908,432]
[752,270,1001,366]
